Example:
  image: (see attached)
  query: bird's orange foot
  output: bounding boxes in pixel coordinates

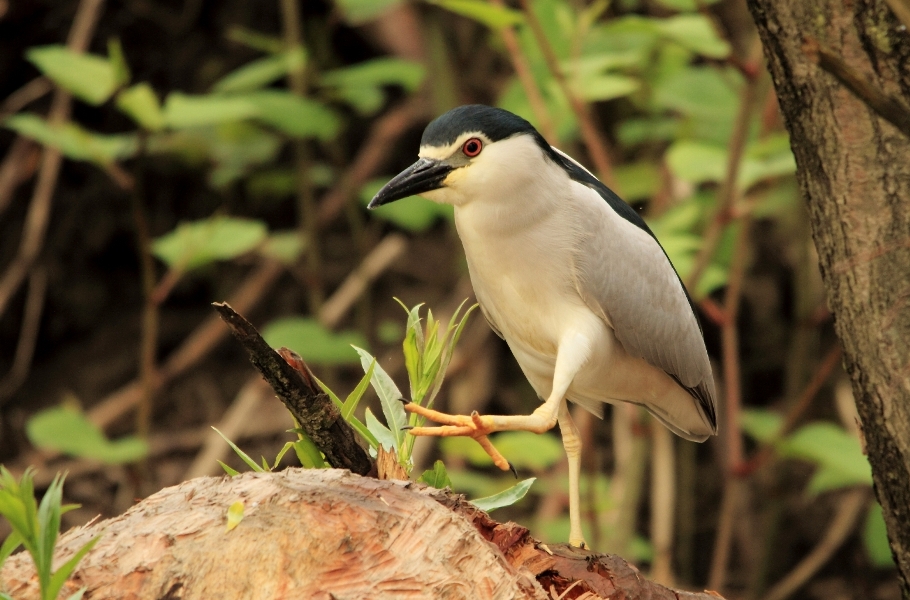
[401,401,514,475]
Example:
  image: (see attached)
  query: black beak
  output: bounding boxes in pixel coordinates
[368,158,453,209]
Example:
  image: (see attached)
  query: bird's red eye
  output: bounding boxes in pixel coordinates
[462,138,483,157]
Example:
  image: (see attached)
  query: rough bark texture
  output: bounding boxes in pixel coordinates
[0,469,724,600]
[212,302,375,476]
[746,0,910,595]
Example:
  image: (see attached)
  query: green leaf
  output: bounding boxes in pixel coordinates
[614,162,660,202]
[471,478,536,512]
[655,15,731,58]
[288,436,330,469]
[740,408,784,443]
[258,231,306,264]
[335,0,404,24]
[217,461,240,476]
[26,45,119,105]
[212,427,266,473]
[0,531,22,568]
[226,501,244,531]
[365,407,397,453]
[442,432,563,470]
[651,0,723,11]
[241,91,340,140]
[573,74,640,103]
[46,535,99,600]
[652,66,740,145]
[360,178,451,232]
[116,83,165,131]
[262,317,366,366]
[26,405,148,464]
[151,216,268,271]
[343,360,376,420]
[162,93,260,128]
[666,140,726,185]
[354,347,408,454]
[212,47,306,93]
[322,58,426,92]
[107,38,131,87]
[4,114,137,165]
[864,502,895,568]
[779,423,873,489]
[431,0,524,28]
[226,27,284,54]
[418,460,452,489]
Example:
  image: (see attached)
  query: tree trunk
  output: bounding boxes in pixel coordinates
[746,0,910,595]
[0,469,724,600]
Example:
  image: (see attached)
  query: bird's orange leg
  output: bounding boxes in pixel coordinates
[404,403,512,471]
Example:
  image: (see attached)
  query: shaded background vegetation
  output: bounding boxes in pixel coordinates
[0,0,900,598]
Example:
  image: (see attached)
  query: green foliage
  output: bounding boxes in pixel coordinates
[864,502,895,568]
[741,409,873,492]
[321,58,426,115]
[430,0,525,28]
[212,47,307,93]
[0,468,99,600]
[116,83,165,131]
[335,0,403,24]
[441,431,564,470]
[418,460,453,489]
[26,44,125,105]
[4,114,137,166]
[26,403,148,464]
[262,318,366,366]
[359,178,453,232]
[471,478,536,512]
[151,216,268,271]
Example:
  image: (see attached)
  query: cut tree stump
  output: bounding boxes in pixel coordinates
[0,468,724,600]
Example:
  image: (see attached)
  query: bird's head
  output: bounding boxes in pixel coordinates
[368,105,550,209]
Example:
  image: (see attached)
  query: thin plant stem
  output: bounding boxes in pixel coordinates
[491,0,557,143]
[517,0,615,187]
[280,0,323,312]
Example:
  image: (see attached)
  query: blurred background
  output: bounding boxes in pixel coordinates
[0,0,898,598]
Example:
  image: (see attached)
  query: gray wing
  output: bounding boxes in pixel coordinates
[570,190,718,434]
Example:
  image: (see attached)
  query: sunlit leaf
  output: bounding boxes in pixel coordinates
[666,140,726,185]
[258,230,306,264]
[779,423,872,488]
[262,317,366,365]
[740,408,784,443]
[354,347,408,453]
[365,407,397,453]
[225,501,244,531]
[651,0,723,11]
[613,162,660,202]
[26,45,119,105]
[652,66,740,144]
[864,502,895,568]
[418,460,452,489]
[212,427,266,473]
[574,73,640,102]
[322,58,426,92]
[471,478,536,512]
[116,83,165,131]
[212,47,306,93]
[107,38,131,88]
[152,216,268,271]
[162,93,259,128]
[431,0,524,28]
[655,15,731,58]
[360,178,451,232]
[226,26,284,54]
[26,405,148,464]
[242,91,340,140]
[4,114,137,165]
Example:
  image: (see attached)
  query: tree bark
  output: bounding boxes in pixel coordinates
[0,469,725,600]
[746,0,910,595]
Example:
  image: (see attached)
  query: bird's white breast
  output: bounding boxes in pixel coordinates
[453,175,613,400]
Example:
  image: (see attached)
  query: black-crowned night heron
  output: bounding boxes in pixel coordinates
[369,104,717,548]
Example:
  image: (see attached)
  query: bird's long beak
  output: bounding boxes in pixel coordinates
[368,158,453,208]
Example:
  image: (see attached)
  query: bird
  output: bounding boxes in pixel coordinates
[368,104,717,548]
